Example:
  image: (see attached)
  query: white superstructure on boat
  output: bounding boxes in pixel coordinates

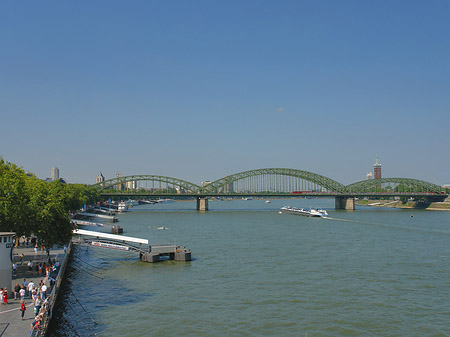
[280,206,328,217]
[118,202,128,212]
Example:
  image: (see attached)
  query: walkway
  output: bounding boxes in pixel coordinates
[0,244,66,337]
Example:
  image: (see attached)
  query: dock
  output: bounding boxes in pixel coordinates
[71,219,123,234]
[73,229,191,262]
[73,212,118,222]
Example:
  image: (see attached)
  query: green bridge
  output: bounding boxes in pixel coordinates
[93,168,448,210]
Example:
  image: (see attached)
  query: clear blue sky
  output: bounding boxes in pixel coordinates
[1,1,449,185]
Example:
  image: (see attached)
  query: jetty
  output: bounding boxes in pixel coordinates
[72,229,191,262]
[71,219,123,234]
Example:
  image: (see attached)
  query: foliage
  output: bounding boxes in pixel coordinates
[0,157,100,246]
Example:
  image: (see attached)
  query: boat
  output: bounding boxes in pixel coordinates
[280,206,328,217]
[118,202,128,212]
[265,200,271,204]
[157,226,168,230]
[242,197,253,200]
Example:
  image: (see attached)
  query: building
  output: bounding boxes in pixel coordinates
[96,172,105,184]
[373,157,382,179]
[0,232,15,291]
[51,167,59,180]
[366,172,373,180]
[126,180,137,190]
[45,167,66,183]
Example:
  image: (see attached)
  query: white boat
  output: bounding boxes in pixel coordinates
[156,198,175,203]
[118,202,128,212]
[280,206,328,217]
[265,200,271,204]
[157,226,168,230]
[242,197,253,200]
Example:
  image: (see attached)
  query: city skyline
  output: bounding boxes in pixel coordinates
[1,1,449,185]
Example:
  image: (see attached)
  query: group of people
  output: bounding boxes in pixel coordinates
[16,278,52,332]
[26,260,57,277]
[0,287,8,305]
[2,238,67,334]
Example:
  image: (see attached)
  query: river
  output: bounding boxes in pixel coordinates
[49,199,450,336]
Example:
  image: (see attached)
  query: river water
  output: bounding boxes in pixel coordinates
[49,199,449,336]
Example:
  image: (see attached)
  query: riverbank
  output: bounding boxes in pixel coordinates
[0,243,71,337]
[356,198,450,210]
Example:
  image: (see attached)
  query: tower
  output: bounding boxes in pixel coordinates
[373,157,382,179]
[96,172,105,184]
[51,167,59,181]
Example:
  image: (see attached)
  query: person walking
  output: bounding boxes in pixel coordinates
[12,262,17,276]
[40,284,47,300]
[19,286,26,301]
[2,287,8,305]
[27,280,34,299]
[20,300,26,320]
[14,283,20,300]
[34,297,41,316]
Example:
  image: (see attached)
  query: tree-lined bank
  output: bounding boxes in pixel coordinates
[0,157,100,246]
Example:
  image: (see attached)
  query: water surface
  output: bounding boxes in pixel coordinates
[50,199,450,336]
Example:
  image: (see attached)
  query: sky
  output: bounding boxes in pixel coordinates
[1,0,449,186]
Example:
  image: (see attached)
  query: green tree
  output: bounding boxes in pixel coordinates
[0,157,101,246]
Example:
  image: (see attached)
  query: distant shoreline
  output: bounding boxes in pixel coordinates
[357,199,450,211]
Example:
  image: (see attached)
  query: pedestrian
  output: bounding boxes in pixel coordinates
[38,263,42,275]
[40,284,47,299]
[20,300,26,320]
[14,283,20,300]
[49,277,55,289]
[34,297,41,315]
[31,287,38,305]
[12,262,17,276]
[19,286,26,301]
[2,287,8,305]
[20,253,25,264]
[34,244,38,254]
[27,280,34,299]
[28,261,33,273]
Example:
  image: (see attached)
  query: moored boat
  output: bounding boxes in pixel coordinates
[118,202,128,212]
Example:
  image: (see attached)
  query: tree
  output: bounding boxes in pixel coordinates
[0,157,100,246]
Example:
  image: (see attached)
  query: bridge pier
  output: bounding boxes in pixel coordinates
[335,197,355,210]
[196,197,209,211]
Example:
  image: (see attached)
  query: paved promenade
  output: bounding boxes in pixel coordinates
[0,245,66,337]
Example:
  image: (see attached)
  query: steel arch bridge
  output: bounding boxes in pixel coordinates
[346,177,446,194]
[199,168,346,194]
[94,174,201,194]
[94,168,447,205]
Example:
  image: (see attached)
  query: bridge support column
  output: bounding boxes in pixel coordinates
[335,197,355,210]
[196,197,209,211]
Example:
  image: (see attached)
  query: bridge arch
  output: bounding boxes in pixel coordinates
[93,175,201,194]
[345,178,446,194]
[201,168,346,194]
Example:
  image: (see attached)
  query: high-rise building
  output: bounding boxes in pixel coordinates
[51,167,59,180]
[373,157,381,179]
[126,180,137,190]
